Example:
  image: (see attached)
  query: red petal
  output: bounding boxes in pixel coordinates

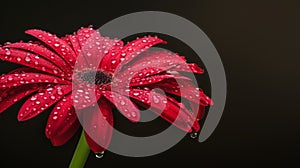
[67,34,81,56]
[99,40,124,72]
[113,36,166,74]
[129,74,189,87]
[171,63,204,74]
[0,48,65,77]
[50,120,80,146]
[0,72,70,89]
[45,93,78,138]
[102,91,140,122]
[18,85,72,121]
[72,84,102,109]
[127,89,196,132]
[7,42,72,74]
[25,29,76,67]
[75,27,96,47]
[0,84,39,113]
[77,31,116,70]
[83,98,113,152]
[114,50,186,81]
[146,79,212,106]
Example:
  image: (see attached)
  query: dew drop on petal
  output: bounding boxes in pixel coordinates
[16,57,22,62]
[31,96,37,101]
[57,89,63,95]
[54,43,60,47]
[53,116,58,120]
[50,95,56,100]
[25,56,31,62]
[7,76,13,81]
[120,100,126,105]
[152,95,160,104]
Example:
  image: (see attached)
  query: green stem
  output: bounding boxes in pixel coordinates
[69,131,90,168]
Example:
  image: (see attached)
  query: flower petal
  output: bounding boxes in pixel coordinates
[0,72,70,89]
[114,36,166,74]
[129,74,190,87]
[6,42,72,75]
[114,50,187,81]
[75,27,96,47]
[0,84,39,113]
[25,29,76,67]
[18,85,72,121]
[128,89,196,132]
[50,119,80,146]
[171,63,204,74]
[72,84,102,109]
[0,48,65,77]
[145,79,212,106]
[83,98,113,152]
[78,31,116,70]
[45,93,78,138]
[102,91,140,122]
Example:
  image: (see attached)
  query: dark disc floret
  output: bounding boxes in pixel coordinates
[79,70,112,85]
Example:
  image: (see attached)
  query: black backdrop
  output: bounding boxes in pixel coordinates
[0,0,299,167]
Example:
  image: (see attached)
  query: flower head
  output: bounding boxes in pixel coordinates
[0,27,212,153]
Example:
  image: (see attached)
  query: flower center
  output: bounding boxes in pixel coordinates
[79,70,112,85]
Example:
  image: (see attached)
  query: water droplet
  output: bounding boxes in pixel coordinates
[57,89,63,95]
[131,112,136,117]
[53,116,58,120]
[152,95,160,104]
[54,43,60,47]
[133,92,139,96]
[190,132,198,139]
[36,101,41,105]
[95,151,105,159]
[77,89,84,93]
[53,69,58,74]
[25,56,31,62]
[7,76,13,81]
[31,96,37,101]
[111,60,116,64]
[50,95,56,100]
[16,57,22,62]
[120,100,126,105]
[5,49,11,55]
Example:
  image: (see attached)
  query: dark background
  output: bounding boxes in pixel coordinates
[0,0,299,167]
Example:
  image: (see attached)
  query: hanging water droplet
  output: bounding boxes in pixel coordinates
[190,132,198,139]
[95,151,105,159]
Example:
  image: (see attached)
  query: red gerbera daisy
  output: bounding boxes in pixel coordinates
[0,27,212,155]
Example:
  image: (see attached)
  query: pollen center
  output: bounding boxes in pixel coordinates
[79,70,112,85]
